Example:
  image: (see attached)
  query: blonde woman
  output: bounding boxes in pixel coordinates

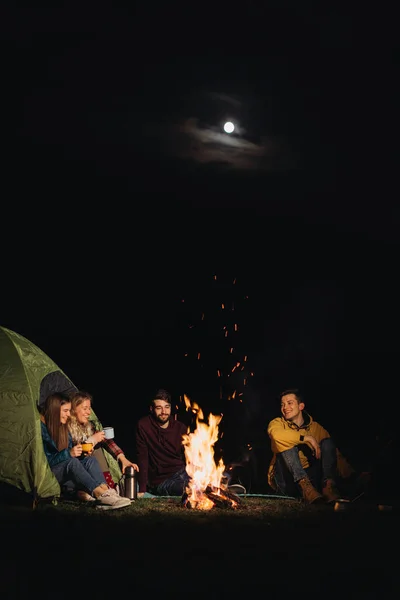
[40,393,130,510]
[69,390,138,495]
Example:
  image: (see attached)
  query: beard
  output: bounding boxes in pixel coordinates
[154,414,170,426]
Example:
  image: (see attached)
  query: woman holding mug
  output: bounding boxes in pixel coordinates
[40,393,131,510]
[68,390,139,496]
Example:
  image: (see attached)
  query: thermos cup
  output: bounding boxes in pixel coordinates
[124,466,137,500]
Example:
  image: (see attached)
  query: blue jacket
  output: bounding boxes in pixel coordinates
[41,421,73,468]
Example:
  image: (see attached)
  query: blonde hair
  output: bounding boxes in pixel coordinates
[68,390,95,443]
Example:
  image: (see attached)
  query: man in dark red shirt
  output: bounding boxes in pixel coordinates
[135,389,190,497]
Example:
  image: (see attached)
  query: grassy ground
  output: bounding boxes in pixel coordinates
[1,495,398,598]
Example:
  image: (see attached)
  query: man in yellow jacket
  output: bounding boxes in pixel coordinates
[267,389,355,504]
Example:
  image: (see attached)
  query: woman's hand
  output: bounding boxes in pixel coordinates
[90,431,106,445]
[70,444,83,458]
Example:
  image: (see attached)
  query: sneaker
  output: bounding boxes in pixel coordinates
[298,477,325,504]
[322,479,341,504]
[76,490,95,502]
[227,484,247,495]
[96,490,131,510]
[110,487,135,503]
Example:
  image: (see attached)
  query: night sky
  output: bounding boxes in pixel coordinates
[2,6,398,479]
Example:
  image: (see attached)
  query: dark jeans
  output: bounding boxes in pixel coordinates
[273,438,338,498]
[149,467,191,496]
[51,455,107,496]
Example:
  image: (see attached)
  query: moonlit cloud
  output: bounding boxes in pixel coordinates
[142,91,297,172]
[145,117,294,171]
[170,118,270,169]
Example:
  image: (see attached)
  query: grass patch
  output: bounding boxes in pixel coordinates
[0,495,397,596]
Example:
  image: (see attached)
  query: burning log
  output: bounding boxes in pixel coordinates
[205,488,241,509]
[182,485,242,510]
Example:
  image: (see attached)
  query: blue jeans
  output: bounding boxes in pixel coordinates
[51,455,107,496]
[273,438,338,497]
[149,467,191,496]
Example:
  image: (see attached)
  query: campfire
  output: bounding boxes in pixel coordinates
[181,395,241,510]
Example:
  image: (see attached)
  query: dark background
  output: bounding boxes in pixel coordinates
[2,5,398,485]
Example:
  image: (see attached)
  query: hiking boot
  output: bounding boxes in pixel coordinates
[298,477,324,504]
[322,479,341,503]
[96,489,131,510]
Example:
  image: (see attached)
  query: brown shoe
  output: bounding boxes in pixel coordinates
[322,479,341,503]
[298,477,324,504]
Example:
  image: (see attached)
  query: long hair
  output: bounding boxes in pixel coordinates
[69,390,94,443]
[42,393,71,451]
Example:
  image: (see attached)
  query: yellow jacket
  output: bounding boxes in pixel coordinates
[267,412,355,489]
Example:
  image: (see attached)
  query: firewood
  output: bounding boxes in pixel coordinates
[205,485,241,508]
[181,486,241,509]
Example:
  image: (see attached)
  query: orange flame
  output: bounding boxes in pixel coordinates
[182,395,225,510]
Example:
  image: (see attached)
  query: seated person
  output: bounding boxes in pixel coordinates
[135,388,190,497]
[68,390,138,497]
[267,389,359,504]
[40,392,130,510]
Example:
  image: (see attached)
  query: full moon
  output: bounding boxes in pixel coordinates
[223,121,235,134]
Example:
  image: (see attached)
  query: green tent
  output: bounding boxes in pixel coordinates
[0,326,122,505]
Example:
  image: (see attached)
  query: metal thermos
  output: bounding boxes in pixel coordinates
[124,466,137,500]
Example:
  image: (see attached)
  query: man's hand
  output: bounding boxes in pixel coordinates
[137,492,145,498]
[304,435,321,459]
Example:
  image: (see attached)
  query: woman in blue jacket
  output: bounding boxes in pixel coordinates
[40,392,130,510]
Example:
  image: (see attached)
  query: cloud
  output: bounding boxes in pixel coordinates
[145,117,294,172]
[142,91,297,172]
[172,118,265,168]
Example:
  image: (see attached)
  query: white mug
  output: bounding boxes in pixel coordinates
[103,427,114,440]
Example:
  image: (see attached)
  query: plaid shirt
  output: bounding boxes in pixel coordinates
[102,437,124,460]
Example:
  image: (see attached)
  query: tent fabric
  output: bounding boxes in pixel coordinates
[39,371,78,407]
[0,326,122,503]
[0,326,70,500]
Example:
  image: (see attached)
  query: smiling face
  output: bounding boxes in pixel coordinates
[60,402,72,425]
[280,393,305,425]
[151,399,172,428]
[74,398,92,425]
